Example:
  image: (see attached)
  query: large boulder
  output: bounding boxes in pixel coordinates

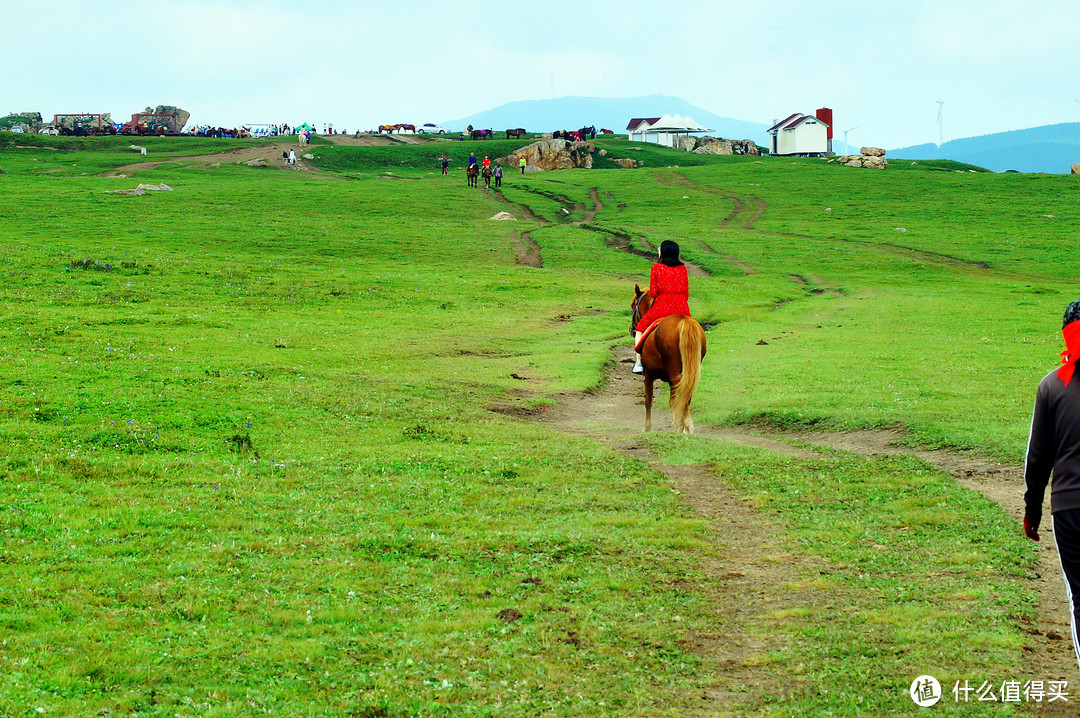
[505,138,595,171]
[860,146,886,157]
[143,105,191,131]
[677,136,699,152]
[611,158,640,169]
[1071,163,1080,175]
[692,136,732,155]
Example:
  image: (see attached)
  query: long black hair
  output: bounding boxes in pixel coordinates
[658,240,683,267]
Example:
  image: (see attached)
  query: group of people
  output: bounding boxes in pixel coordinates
[462,152,504,188]
[449,152,529,185]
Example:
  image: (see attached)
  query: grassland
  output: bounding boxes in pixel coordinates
[0,132,1074,716]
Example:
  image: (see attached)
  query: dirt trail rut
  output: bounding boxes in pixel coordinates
[519,346,1075,715]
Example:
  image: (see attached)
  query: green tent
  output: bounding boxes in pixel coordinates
[295,123,314,132]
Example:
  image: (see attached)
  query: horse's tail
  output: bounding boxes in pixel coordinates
[672,318,706,433]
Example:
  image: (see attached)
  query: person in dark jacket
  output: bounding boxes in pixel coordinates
[1024,299,1080,671]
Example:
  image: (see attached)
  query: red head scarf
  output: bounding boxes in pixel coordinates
[1058,320,1080,386]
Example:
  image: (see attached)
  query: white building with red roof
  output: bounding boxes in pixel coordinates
[767,109,833,156]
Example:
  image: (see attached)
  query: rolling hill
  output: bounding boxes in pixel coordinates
[890,122,1080,174]
[441,94,770,143]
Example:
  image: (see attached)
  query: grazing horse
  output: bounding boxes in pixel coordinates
[398,124,416,133]
[466,164,479,187]
[505,128,527,139]
[471,128,493,140]
[600,128,614,134]
[378,124,398,134]
[630,285,707,433]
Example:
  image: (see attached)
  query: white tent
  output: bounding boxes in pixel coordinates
[629,114,712,148]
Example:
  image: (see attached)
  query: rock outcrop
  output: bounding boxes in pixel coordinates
[836,154,888,169]
[676,135,759,156]
[504,139,595,171]
[860,146,886,157]
[1,112,43,133]
[143,105,191,131]
[611,158,640,169]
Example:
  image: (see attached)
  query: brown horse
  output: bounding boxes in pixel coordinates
[631,285,706,433]
[466,164,479,187]
[505,128,527,139]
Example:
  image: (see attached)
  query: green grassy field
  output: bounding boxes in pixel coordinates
[0,133,1073,716]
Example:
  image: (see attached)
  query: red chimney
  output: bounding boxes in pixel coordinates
[815,107,833,139]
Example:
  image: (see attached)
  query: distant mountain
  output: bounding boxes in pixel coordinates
[890,123,1080,174]
[441,94,770,143]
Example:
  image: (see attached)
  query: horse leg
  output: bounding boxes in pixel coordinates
[644,375,654,432]
[668,374,687,433]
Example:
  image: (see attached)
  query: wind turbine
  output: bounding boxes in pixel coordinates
[843,126,860,156]
[936,100,944,146]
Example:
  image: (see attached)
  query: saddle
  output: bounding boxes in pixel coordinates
[634,319,663,353]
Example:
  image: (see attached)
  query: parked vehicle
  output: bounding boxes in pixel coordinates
[417,123,449,135]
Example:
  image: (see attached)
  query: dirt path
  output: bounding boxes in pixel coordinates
[103,141,324,176]
[510,345,1075,715]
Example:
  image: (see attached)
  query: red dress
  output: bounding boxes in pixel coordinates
[636,262,690,332]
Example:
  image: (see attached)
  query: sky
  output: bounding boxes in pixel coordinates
[4,0,1079,149]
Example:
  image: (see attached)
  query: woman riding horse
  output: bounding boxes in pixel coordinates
[630,241,706,433]
[634,241,691,374]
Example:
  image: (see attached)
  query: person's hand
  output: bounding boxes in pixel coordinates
[1024,517,1040,542]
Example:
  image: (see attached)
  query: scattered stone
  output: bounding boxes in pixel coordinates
[107,188,146,196]
[860,146,886,157]
[1071,163,1080,175]
[1043,214,1055,218]
[136,183,173,192]
[611,158,639,169]
[489,211,516,221]
[497,608,523,623]
[824,207,832,212]
[302,153,314,160]
[244,158,267,167]
[894,227,908,232]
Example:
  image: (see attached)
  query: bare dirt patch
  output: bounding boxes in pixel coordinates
[507,345,1075,714]
[103,142,327,176]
